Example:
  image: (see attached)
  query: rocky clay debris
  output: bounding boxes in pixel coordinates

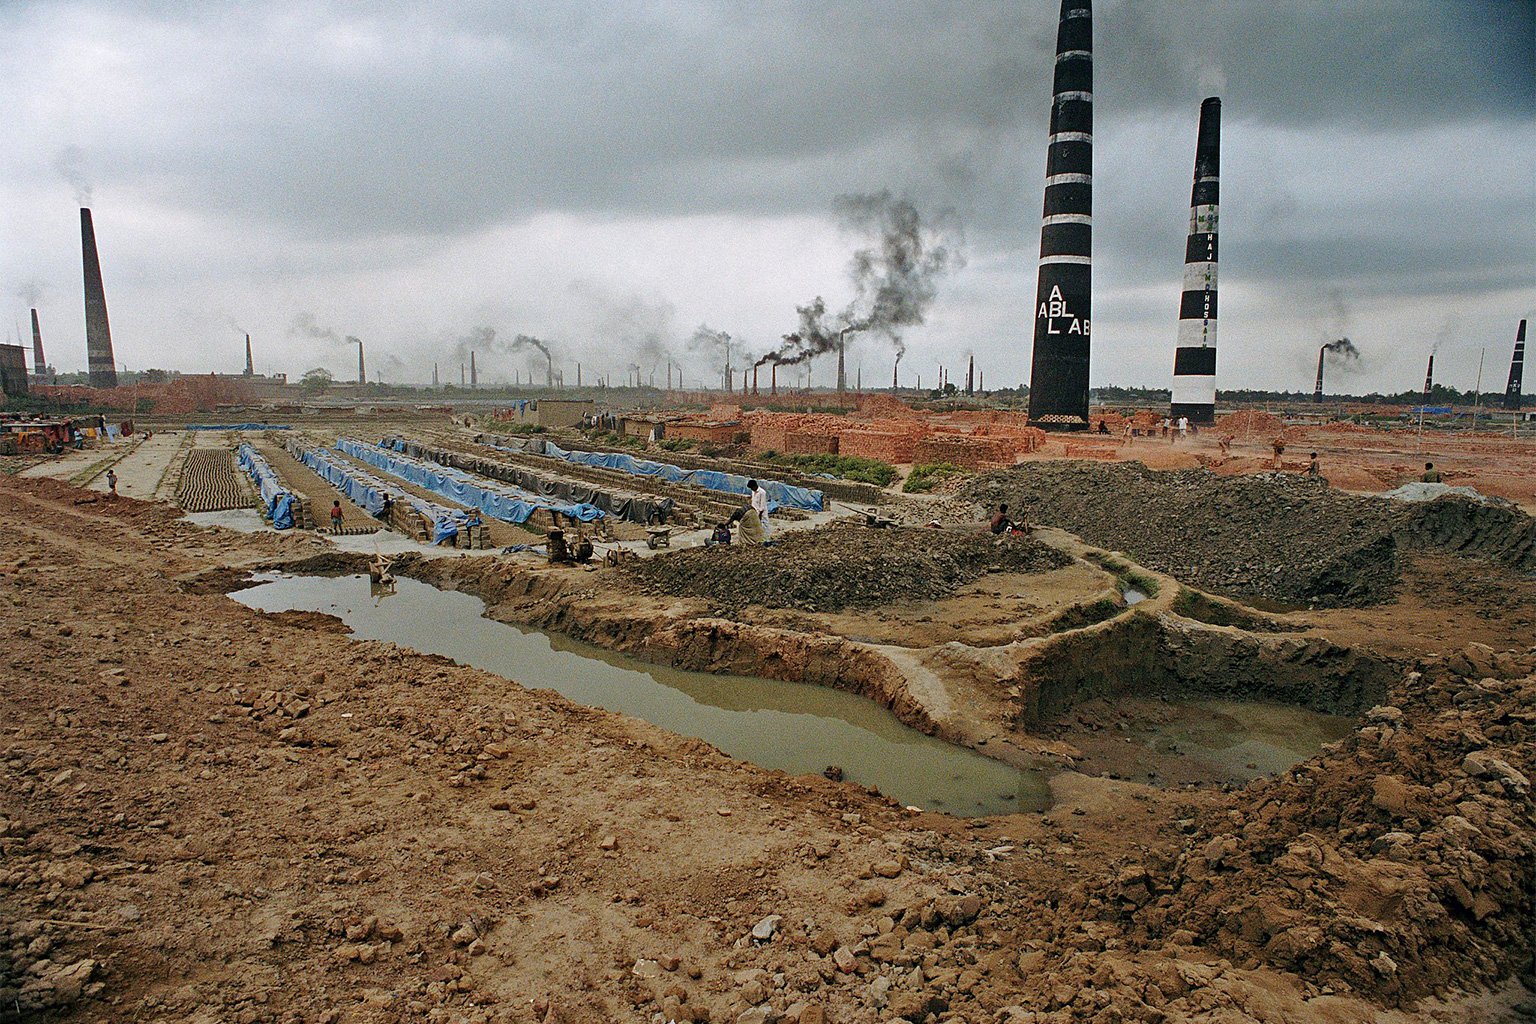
[959,461,1536,607]
[622,522,1072,612]
[1008,644,1536,1019]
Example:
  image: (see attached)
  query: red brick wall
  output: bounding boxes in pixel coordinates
[838,430,916,462]
[783,431,839,454]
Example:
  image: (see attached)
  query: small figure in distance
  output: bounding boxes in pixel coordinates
[330,500,344,534]
[105,468,118,497]
[705,521,732,547]
[989,503,1028,537]
[1421,461,1443,483]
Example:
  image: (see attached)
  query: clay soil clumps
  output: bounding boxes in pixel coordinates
[960,461,1535,608]
[623,522,1071,612]
[1014,646,1536,1018]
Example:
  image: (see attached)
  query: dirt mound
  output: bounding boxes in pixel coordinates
[1028,645,1536,1014]
[622,523,1071,612]
[959,462,1536,607]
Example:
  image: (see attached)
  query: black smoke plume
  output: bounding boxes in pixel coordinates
[1322,337,1360,362]
[756,192,962,368]
[689,325,736,376]
[288,312,341,343]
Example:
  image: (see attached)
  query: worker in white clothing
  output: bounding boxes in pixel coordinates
[747,479,771,539]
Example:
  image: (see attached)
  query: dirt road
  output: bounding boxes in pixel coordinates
[1,471,1530,1023]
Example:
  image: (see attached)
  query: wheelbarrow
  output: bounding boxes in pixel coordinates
[644,526,673,550]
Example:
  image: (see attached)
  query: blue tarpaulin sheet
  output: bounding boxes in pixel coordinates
[297,445,465,543]
[537,442,824,512]
[184,424,291,431]
[237,444,296,529]
[339,438,603,525]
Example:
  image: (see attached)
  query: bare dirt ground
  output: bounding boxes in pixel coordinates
[2,448,1533,1023]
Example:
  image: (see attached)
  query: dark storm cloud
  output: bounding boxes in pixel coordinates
[7,0,1526,240]
[1,1,1531,391]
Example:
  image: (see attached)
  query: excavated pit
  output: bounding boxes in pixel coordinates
[221,527,1404,801]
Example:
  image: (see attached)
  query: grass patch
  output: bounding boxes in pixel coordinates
[903,461,968,493]
[503,423,548,435]
[656,438,694,452]
[1040,596,1123,632]
[1084,551,1161,598]
[1171,588,1304,632]
[765,452,898,486]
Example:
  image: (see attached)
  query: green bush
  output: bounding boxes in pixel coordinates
[505,423,547,435]
[903,462,967,493]
[656,438,693,451]
[766,453,898,486]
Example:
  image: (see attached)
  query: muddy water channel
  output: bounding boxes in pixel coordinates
[233,574,1051,816]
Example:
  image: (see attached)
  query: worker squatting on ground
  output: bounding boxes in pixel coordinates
[734,506,766,546]
[1422,462,1443,483]
[989,503,1029,537]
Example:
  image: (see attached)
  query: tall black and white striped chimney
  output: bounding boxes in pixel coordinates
[1026,0,1092,431]
[1170,97,1220,424]
[1506,319,1527,410]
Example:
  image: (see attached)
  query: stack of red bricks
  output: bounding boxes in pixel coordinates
[783,431,839,454]
[744,412,846,453]
[838,429,916,462]
[970,425,1048,456]
[912,434,1015,470]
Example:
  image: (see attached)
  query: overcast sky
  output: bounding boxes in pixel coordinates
[3,0,1532,394]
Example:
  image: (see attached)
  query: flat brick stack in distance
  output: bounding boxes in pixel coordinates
[783,431,839,454]
[838,430,917,462]
[745,412,847,453]
[912,434,1015,470]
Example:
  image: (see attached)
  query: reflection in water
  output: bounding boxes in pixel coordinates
[232,574,1051,815]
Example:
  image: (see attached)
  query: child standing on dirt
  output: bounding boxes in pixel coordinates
[105,468,117,496]
[330,500,344,534]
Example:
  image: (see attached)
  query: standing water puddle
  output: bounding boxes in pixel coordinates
[232,574,1051,815]
[1141,699,1354,781]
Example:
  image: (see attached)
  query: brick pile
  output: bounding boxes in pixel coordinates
[783,431,839,455]
[912,434,1015,470]
[744,412,847,452]
[32,375,256,415]
[836,430,915,462]
[855,394,922,419]
[970,425,1048,456]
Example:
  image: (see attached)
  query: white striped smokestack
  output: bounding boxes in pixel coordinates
[1170,97,1220,424]
[1026,0,1093,430]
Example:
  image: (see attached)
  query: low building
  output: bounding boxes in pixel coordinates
[0,344,28,398]
[500,398,596,429]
